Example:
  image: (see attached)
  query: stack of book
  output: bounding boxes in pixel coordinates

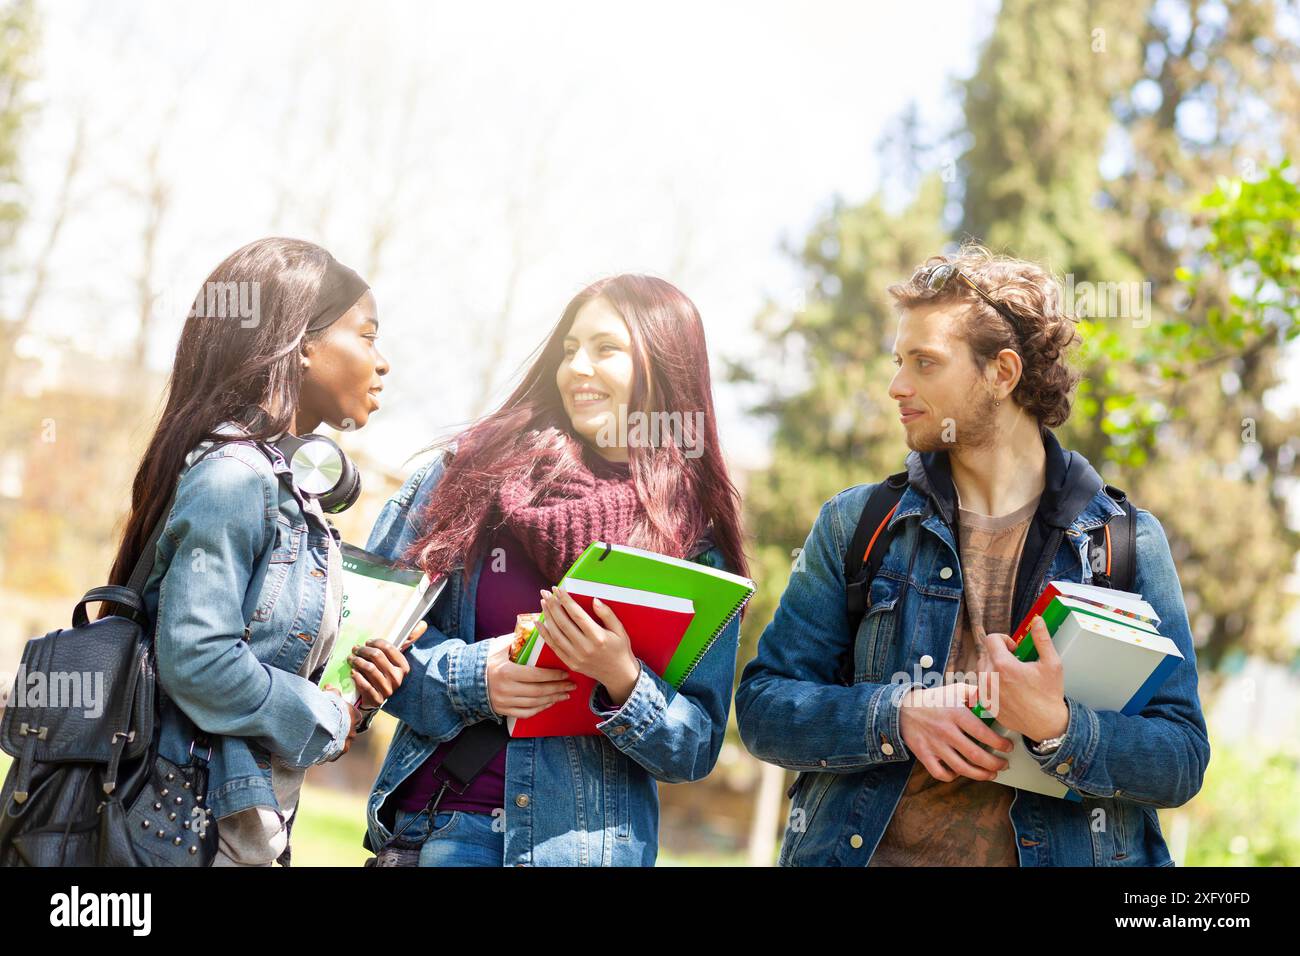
[509,542,755,738]
[974,581,1183,800]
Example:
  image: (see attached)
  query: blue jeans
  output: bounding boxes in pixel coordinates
[391,808,504,867]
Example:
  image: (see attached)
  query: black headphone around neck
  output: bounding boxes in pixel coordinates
[273,433,361,514]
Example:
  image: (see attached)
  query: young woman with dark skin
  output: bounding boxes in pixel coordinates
[109,238,420,865]
[295,287,428,712]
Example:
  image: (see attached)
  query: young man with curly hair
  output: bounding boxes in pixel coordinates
[736,246,1210,867]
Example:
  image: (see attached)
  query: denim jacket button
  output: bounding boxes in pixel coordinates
[1055,762,1071,774]
[939,567,953,580]
[515,794,530,808]
[881,742,895,756]
[818,759,828,767]
[611,726,628,735]
[919,654,934,668]
[849,834,864,849]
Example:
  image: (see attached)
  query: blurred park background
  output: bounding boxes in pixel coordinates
[0,0,1297,865]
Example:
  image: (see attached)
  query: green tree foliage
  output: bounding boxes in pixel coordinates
[1178,159,1299,360]
[1178,735,1300,865]
[960,0,1147,282]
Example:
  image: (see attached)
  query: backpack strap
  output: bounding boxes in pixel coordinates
[1087,484,1137,592]
[844,471,909,637]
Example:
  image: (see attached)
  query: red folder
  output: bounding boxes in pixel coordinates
[508,579,695,738]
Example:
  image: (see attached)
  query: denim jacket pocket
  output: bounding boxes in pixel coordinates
[269,515,303,563]
[781,770,834,865]
[1106,798,1132,863]
[853,596,899,684]
[1106,798,1166,865]
[253,517,303,623]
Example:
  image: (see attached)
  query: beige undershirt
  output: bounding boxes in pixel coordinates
[869,493,1040,867]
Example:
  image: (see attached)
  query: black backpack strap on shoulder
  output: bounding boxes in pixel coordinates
[1088,484,1137,593]
[844,471,909,636]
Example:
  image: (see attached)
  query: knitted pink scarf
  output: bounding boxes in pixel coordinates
[494,438,642,583]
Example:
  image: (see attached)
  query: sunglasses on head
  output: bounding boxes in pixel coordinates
[918,263,1021,334]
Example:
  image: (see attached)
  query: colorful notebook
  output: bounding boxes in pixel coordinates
[971,581,1161,719]
[509,579,695,737]
[320,543,444,705]
[509,542,756,737]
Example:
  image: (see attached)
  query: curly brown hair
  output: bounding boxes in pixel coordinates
[886,244,1081,428]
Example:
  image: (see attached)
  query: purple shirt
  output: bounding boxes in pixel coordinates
[393,530,550,815]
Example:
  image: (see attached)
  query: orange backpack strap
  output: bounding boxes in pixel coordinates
[844,471,909,636]
[1089,484,1137,592]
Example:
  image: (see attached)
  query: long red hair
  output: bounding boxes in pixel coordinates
[408,274,749,582]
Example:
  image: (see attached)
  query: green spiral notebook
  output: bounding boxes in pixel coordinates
[516,541,756,687]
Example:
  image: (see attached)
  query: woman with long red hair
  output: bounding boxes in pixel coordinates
[362,274,748,866]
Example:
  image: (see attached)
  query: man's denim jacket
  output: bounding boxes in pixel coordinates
[736,431,1210,866]
[140,429,352,825]
[363,453,741,866]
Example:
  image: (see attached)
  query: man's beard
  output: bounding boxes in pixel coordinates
[903,389,999,453]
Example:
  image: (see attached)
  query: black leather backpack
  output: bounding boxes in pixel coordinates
[0,453,219,867]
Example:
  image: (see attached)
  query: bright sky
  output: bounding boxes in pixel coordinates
[10,0,994,471]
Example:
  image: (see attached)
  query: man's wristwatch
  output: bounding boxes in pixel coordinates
[1028,733,1066,755]
[1028,699,1070,755]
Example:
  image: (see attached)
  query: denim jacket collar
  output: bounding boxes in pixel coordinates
[891,426,1117,534]
[886,427,1128,628]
